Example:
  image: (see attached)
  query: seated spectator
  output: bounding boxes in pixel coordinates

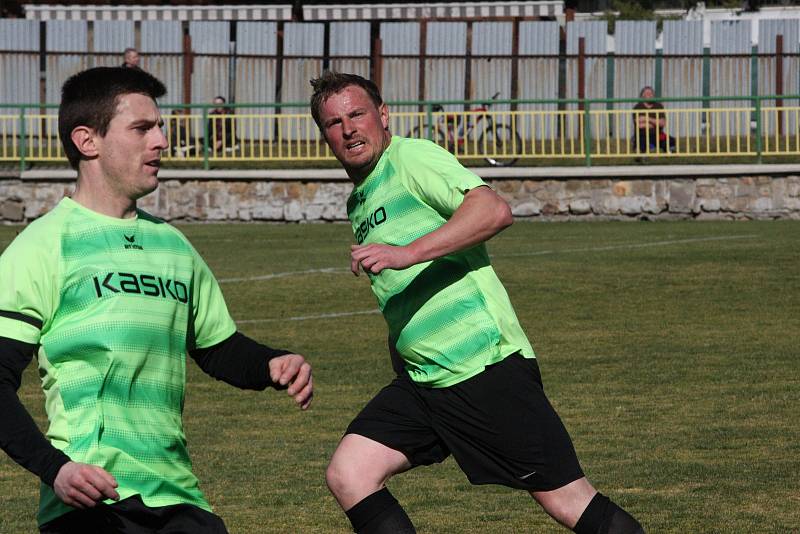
[207,96,238,154]
[168,108,197,157]
[632,86,675,153]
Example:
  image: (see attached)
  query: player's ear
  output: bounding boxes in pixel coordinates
[379,102,389,130]
[70,126,99,159]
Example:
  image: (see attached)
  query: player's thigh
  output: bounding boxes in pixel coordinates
[530,476,596,528]
[428,354,583,492]
[329,433,413,481]
[343,376,449,469]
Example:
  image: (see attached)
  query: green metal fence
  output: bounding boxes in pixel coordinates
[2,95,800,170]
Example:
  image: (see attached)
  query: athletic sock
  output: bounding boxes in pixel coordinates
[344,488,416,534]
[573,492,645,534]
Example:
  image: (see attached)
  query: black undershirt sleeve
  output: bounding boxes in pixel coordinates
[0,336,71,487]
[189,331,292,390]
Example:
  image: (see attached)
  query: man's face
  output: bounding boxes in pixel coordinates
[93,93,168,200]
[125,50,139,67]
[318,85,390,182]
[641,87,655,99]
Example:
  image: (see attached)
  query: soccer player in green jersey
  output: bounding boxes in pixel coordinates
[311,71,644,534]
[0,67,313,533]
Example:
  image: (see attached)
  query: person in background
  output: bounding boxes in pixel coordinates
[122,47,140,69]
[207,96,237,154]
[632,86,675,154]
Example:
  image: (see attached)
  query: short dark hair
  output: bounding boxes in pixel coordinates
[309,71,383,128]
[58,66,167,169]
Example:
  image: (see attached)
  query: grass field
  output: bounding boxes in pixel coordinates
[0,219,798,533]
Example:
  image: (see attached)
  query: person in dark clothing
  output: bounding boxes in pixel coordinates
[632,86,675,153]
[207,96,238,154]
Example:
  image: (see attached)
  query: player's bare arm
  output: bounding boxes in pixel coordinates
[351,185,512,275]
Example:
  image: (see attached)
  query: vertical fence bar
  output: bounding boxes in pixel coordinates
[19,107,27,172]
[776,34,783,137]
[702,46,710,123]
[751,44,759,134]
[425,102,434,141]
[755,95,762,163]
[584,102,591,166]
[202,106,210,170]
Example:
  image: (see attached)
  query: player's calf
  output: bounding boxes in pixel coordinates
[573,492,644,534]
[344,487,415,534]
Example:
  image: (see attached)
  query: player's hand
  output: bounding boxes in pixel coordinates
[53,461,119,509]
[268,354,313,410]
[350,243,415,275]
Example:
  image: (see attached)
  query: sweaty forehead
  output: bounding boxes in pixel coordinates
[324,86,371,111]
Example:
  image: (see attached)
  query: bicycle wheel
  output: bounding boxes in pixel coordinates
[408,125,451,152]
[478,124,521,166]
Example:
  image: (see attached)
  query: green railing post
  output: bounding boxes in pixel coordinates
[583,100,592,166]
[201,106,210,170]
[702,46,710,116]
[754,95,762,163]
[425,102,434,140]
[19,106,27,172]
[751,44,759,134]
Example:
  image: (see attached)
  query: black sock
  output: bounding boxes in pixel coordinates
[344,488,416,534]
[573,492,644,534]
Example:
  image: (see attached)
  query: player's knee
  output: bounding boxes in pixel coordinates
[326,457,365,498]
[325,460,347,496]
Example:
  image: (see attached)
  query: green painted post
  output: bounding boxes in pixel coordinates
[425,102,434,140]
[19,107,27,172]
[606,52,615,135]
[755,95,762,163]
[702,46,710,144]
[584,102,592,166]
[750,45,761,137]
[202,106,210,170]
[702,47,710,111]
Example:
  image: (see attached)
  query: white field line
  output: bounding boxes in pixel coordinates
[230,233,757,323]
[492,234,758,258]
[236,309,380,324]
[219,267,349,283]
[222,234,758,283]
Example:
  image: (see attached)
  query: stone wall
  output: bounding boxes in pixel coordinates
[2,173,800,223]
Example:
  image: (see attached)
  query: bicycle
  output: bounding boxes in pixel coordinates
[407,92,522,167]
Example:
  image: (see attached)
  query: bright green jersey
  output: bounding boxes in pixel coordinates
[347,136,534,388]
[0,197,236,525]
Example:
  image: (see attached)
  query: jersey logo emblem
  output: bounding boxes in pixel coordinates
[123,234,143,250]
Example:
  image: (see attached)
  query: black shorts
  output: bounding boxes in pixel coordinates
[346,353,584,492]
[39,494,228,534]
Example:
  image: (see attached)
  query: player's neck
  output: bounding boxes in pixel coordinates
[73,171,138,219]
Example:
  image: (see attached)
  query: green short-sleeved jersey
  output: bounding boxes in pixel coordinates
[0,197,236,525]
[347,136,534,388]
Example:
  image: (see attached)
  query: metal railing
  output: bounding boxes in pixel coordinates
[2,96,800,170]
